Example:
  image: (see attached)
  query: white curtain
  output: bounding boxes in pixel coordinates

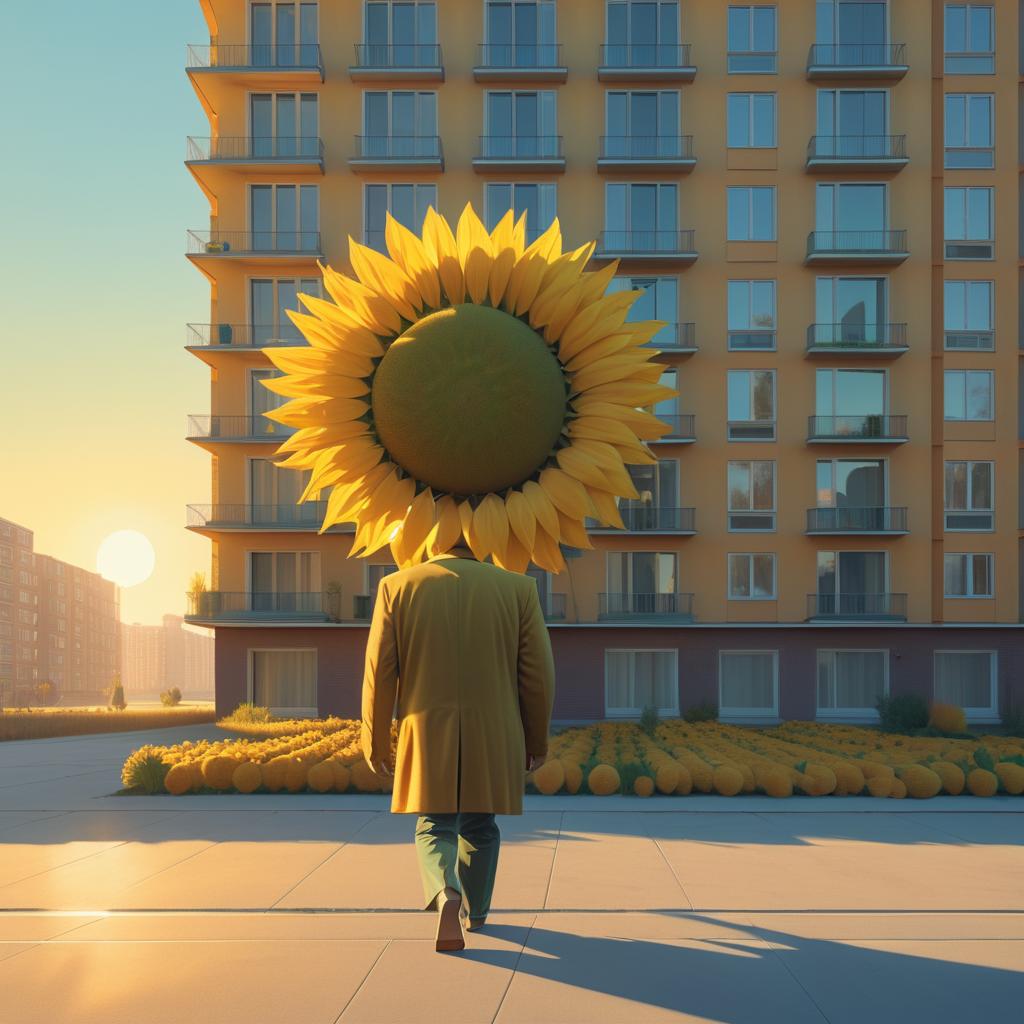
[606,651,676,713]
[720,652,775,710]
[817,650,886,710]
[935,652,993,709]
[252,649,316,709]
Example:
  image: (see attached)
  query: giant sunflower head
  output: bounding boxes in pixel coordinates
[259,203,677,574]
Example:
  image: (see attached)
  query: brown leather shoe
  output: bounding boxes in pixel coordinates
[435,892,465,952]
[461,907,487,931]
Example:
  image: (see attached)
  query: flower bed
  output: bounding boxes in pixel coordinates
[120,717,1024,798]
[2,706,216,742]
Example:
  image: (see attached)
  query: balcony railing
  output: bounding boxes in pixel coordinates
[594,506,696,533]
[599,592,695,620]
[186,415,295,440]
[542,592,567,622]
[652,413,696,441]
[477,135,563,160]
[806,230,907,260]
[807,592,908,620]
[599,43,694,71]
[806,134,907,162]
[806,506,908,533]
[186,43,324,76]
[599,135,694,161]
[186,230,322,256]
[186,504,351,530]
[354,135,443,161]
[644,323,696,351]
[728,329,776,351]
[807,415,908,442]
[186,136,324,162]
[353,43,443,69]
[186,591,329,621]
[476,43,563,67]
[944,330,994,351]
[186,324,308,348]
[806,42,908,71]
[597,229,697,258]
[806,323,908,352]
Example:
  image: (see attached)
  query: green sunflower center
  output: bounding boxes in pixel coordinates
[371,303,568,496]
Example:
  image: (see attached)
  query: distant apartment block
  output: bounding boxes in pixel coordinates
[121,614,215,697]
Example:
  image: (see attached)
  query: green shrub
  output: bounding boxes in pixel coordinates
[876,693,928,733]
[1001,702,1024,738]
[120,747,170,794]
[683,700,718,723]
[638,704,660,737]
[224,702,273,724]
[160,687,183,707]
[108,681,126,711]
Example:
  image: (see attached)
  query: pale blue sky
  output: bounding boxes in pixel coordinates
[1,2,218,625]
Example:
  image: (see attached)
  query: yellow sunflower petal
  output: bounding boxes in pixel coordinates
[504,489,537,552]
[492,531,531,573]
[273,421,373,453]
[320,462,393,527]
[459,500,489,561]
[571,380,678,407]
[588,488,626,530]
[259,374,370,400]
[353,474,415,557]
[610,440,658,465]
[507,218,563,314]
[422,207,465,306]
[555,445,614,491]
[575,260,620,306]
[565,415,640,447]
[556,509,595,550]
[538,466,595,521]
[531,524,566,574]
[542,286,587,344]
[487,210,518,308]
[390,488,436,567]
[473,493,510,563]
[455,203,494,306]
[569,352,658,394]
[319,264,402,336]
[348,236,421,323]
[556,292,642,360]
[384,212,442,309]
[262,396,370,426]
[521,479,561,540]
[570,401,671,441]
[286,305,386,359]
[425,495,463,557]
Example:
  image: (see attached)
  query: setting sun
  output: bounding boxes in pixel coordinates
[96,529,155,588]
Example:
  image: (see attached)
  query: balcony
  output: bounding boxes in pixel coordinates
[807,415,908,444]
[185,323,309,353]
[185,591,330,624]
[349,43,444,81]
[186,136,324,175]
[186,504,352,533]
[805,135,907,172]
[805,507,908,535]
[186,415,295,444]
[594,230,697,264]
[805,43,908,80]
[186,230,322,269]
[805,323,908,357]
[727,419,775,442]
[651,413,696,444]
[590,507,696,535]
[473,44,567,82]
[185,43,324,83]
[806,593,908,622]
[599,592,695,622]
[598,44,696,82]
[728,329,776,352]
[472,136,564,173]
[945,330,994,352]
[350,135,443,171]
[805,230,908,266]
[598,135,695,173]
[541,592,567,622]
[644,323,696,353]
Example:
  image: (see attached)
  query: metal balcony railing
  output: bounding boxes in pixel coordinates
[806,230,907,257]
[186,415,295,440]
[477,135,563,160]
[186,43,324,73]
[186,504,345,529]
[598,507,696,533]
[541,592,567,622]
[643,323,696,350]
[599,592,695,618]
[806,323,907,350]
[600,43,693,69]
[944,330,994,351]
[477,43,563,67]
[353,43,443,68]
[807,42,907,69]
[807,592,907,620]
[186,591,328,619]
[807,415,908,441]
[807,135,907,161]
[728,329,776,351]
[186,136,324,161]
[186,324,308,347]
[806,507,908,533]
[597,229,696,256]
[600,135,694,160]
[186,230,322,256]
[355,135,443,160]
[653,413,696,440]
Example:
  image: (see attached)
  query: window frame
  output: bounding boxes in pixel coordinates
[943,4,995,74]
[943,93,995,169]
[363,182,437,252]
[727,459,777,532]
[718,649,779,719]
[727,369,777,441]
[726,5,778,74]
[943,459,994,531]
[727,184,777,241]
[815,648,889,720]
[726,552,777,600]
[932,649,998,719]
[727,278,777,350]
[604,647,680,718]
[943,368,994,422]
[726,92,777,148]
[943,278,994,350]
[246,646,318,718]
[942,552,994,598]
[483,181,557,243]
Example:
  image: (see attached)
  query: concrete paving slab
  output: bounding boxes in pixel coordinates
[0,811,70,833]
[0,914,104,940]
[745,912,1024,941]
[0,809,182,843]
[0,942,37,964]
[903,812,1024,844]
[0,841,127,890]
[534,911,757,939]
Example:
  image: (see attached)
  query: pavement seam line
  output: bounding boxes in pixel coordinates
[539,811,563,911]
[643,817,695,912]
[761,937,835,1023]
[331,936,392,1023]
[490,913,537,1024]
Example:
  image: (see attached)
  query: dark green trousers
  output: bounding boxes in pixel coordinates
[415,812,500,921]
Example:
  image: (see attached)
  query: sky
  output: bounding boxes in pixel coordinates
[0,3,214,626]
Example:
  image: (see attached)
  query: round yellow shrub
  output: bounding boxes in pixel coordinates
[928,702,967,734]
[350,759,382,792]
[330,762,351,792]
[866,774,893,798]
[284,759,309,792]
[633,775,655,797]
[587,763,620,796]
[930,761,965,796]
[201,755,238,791]
[306,761,334,793]
[995,762,1024,795]
[674,765,693,795]
[899,765,942,799]
[562,761,583,795]
[164,762,193,796]
[760,768,792,798]
[532,759,566,795]
[834,763,866,796]
[713,765,743,796]
[655,764,679,794]
[260,756,289,793]
[859,761,895,781]
[232,761,262,794]
[688,762,714,793]
[889,777,907,798]
[804,764,837,796]
[967,768,998,797]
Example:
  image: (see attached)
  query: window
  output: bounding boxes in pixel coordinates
[615,461,680,531]
[815,550,889,616]
[727,6,777,73]
[363,90,438,158]
[605,551,679,614]
[943,553,993,597]
[944,460,993,530]
[250,277,322,344]
[363,1,437,67]
[817,649,888,716]
[944,186,993,259]
[726,93,776,147]
[727,186,776,241]
[484,0,558,67]
[944,4,994,73]
[250,459,316,523]
[250,2,319,66]
[816,460,887,525]
[728,553,776,599]
[484,182,556,243]
[944,280,994,350]
[248,551,321,612]
[943,369,993,421]
[605,91,681,159]
[484,90,558,159]
[945,94,994,168]
[727,370,776,440]
[604,182,678,251]
[648,366,681,431]
[605,1,680,68]
[814,367,888,436]
[249,184,319,251]
[249,93,319,157]
[815,182,887,243]
[728,280,776,350]
[608,276,678,345]
[815,89,889,158]
[366,562,398,601]
[605,649,679,716]
[250,649,317,713]
[814,276,888,346]
[934,651,997,717]
[719,651,778,717]
[364,183,436,252]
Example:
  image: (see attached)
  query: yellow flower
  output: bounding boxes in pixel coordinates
[259,204,674,571]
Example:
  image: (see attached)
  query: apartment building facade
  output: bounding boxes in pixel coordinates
[122,614,215,698]
[184,0,1024,725]
[0,518,39,706]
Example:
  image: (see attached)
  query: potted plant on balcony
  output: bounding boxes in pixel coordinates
[325,580,343,623]
[187,570,209,617]
[864,413,884,439]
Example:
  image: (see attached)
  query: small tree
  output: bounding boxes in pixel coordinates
[160,686,182,707]
[34,681,55,706]
[187,570,208,616]
[638,703,660,737]
[108,672,126,711]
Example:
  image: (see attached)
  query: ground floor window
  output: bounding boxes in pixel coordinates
[605,649,678,717]
[249,648,317,714]
[933,650,997,719]
[816,649,887,718]
[719,650,778,718]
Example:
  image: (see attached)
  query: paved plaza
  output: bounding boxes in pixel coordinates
[0,724,1021,1023]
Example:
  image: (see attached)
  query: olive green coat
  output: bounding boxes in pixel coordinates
[361,552,556,814]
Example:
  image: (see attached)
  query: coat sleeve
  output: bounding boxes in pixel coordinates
[361,577,399,765]
[516,578,556,758]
